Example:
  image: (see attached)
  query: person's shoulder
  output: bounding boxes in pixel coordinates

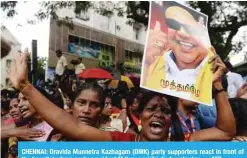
[110,131,135,141]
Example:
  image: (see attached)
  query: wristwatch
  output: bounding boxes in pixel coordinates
[213,87,225,96]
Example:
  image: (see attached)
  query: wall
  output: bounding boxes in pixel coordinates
[56,5,147,45]
[1,27,21,88]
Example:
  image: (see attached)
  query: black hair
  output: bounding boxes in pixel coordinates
[35,86,64,109]
[55,49,62,54]
[224,61,233,71]
[72,82,106,109]
[229,98,247,135]
[138,91,176,113]
[126,91,137,107]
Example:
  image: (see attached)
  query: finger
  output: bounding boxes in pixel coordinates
[21,48,29,65]
[209,46,217,55]
[208,55,219,63]
[236,137,245,142]
[242,137,247,142]
[154,21,161,31]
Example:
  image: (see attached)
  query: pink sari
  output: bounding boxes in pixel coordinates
[31,121,53,141]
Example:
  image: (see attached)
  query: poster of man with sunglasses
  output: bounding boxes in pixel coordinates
[141,1,213,105]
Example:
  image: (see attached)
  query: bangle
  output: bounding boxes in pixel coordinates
[21,83,31,93]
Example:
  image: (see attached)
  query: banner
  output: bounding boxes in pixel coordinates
[19,142,247,158]
[141,1,212,106]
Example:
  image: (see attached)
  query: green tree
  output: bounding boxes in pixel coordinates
[1,1,246,60]
[187,1,247,60]
[33,57,47,83]
[1,1,149,29]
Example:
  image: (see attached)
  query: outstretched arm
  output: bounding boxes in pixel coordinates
[9,51,112,141]
[190,51,236,141]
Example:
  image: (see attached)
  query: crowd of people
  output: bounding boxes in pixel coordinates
[1,48,247,158]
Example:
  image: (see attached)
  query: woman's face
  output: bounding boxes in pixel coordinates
[101,97,113,116]
[9,98,22,122]
[140,96,171,141]
[130,98,139,113]
[18,93,36,119]
[72,89,102,127]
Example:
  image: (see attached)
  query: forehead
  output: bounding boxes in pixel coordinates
[146,96,170,108]
[77,89,100,101]
[10,98,18,105]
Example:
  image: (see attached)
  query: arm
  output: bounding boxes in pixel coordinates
[9,51,113,141]
[1,127,44,140]
[190,54,236,141]
[21,85,113,141]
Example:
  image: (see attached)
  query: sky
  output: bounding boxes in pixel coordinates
[1,1,50,57]
[1,1,246,65]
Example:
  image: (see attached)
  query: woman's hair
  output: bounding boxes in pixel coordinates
[35,86,64,109]
[229,98,247,135]
[138,91,176,113]
[126,91,137,107]
[72,82,106,109]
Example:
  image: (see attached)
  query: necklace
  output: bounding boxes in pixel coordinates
[135,135,140,142]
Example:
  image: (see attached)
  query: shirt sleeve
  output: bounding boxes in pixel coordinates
[233,73,245,90]
[62,56,68,66]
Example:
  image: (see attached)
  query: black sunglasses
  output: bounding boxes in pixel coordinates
[165,18,204,36]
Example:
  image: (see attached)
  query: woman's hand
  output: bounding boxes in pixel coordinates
[233,136,247,142]
[9,49,30,90]
[12,126,45,140]
[236,82,247,99]
[208,48,226,88]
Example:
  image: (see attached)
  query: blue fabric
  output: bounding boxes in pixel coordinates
[198,101,217,118]
[171,108,216,135]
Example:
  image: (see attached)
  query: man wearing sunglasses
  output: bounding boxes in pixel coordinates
[143,5,213,105]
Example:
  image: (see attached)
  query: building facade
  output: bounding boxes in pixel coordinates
[1,27,21,88]
[47,5,146,78]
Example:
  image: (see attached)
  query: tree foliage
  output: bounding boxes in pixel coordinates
[187,1,247,60]
[1,1,149,29]
[1,1,246,60]
[33,57,47,82]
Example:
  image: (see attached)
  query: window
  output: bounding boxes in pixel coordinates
[125,50,133,60]
[6,59,12,68]
[69,35,79,45]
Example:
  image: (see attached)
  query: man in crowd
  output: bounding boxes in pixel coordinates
[55,49,68,82]
[74,57,86,86]
[224,61,245,98]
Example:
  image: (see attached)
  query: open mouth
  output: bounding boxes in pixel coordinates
[178,41,195,52]
[11,113,20,119]
[20,108,28,116]
[78,116,91,124]
[149,121,165,135]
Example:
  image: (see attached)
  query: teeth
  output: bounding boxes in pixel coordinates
[151,122,163,127]
[180,41,193,47]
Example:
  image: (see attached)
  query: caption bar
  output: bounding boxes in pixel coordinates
[19,142,246,158]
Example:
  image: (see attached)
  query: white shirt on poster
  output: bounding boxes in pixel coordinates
[162,51,209,100]
[226,71,245,98]
[75,63,86,75]
[55,55,67,75]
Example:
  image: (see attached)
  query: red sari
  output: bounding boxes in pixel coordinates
[111,132,136,141]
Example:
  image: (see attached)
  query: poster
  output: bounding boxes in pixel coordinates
[141,1,213,106]
[68,35,113,68]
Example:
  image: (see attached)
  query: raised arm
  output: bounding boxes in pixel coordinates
[190,52,236,141]
[9,50,112,141]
